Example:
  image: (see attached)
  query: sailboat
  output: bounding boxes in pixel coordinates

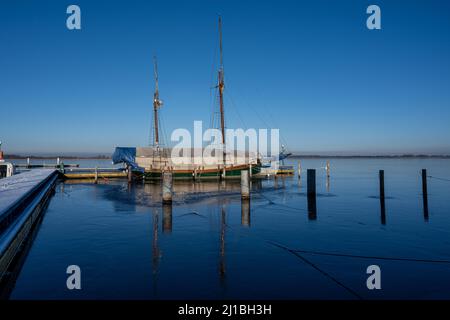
[113,17,261,180]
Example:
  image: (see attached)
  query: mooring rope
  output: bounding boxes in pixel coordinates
[289,248,450,264]
[268,241,364,300]
[428,175,450,182]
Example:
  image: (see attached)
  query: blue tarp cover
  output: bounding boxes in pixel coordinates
[112,147,142,170]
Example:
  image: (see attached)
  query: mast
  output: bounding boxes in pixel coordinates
[217,17,226,163]
[153,56,163,146]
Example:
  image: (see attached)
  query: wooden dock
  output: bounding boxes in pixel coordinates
[0,169,58,292]
[62,168,127,180]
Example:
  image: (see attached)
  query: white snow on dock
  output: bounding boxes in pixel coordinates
[0,169,57,217]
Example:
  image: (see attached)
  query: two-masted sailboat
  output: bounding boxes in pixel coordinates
[113,17,261,180]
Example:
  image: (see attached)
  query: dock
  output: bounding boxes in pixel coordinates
[62,168,127,180]
[0,169,58,292]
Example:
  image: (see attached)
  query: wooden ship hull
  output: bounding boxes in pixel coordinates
[135,163,261,180]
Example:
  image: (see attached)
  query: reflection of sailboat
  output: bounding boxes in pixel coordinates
[113,17,261,180]
[219,206,226,284]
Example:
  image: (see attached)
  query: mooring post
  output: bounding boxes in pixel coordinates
[422,169,429,219]
[379,170,385,200]
[162,172,173,204]
[379,170,386,224]
[249,163,252,178]
[326,160,330,178]
[307,169,316,197]
[193,167,197,181]
[56,157,60,166]
[59,162,65,174]
[241,170,250,200]
[127,165,132,183]
[297,161,301,178]
[94,166,98,184]
[27,157,30,168]
[307,169,317,220]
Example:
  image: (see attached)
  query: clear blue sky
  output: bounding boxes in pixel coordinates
[1,0,450,155]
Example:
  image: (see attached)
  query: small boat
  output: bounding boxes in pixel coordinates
[0,145,15,179]
[113,17,261,180]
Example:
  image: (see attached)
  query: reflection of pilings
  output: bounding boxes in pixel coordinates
[241,199,250,227]
[219,208,226,281]
[152,211,160,274]
[379,170,386,225]
[162,204,172,233]
[241,170,250,200]
[162,172,173,204]
[326,175,330,193]
[422,169,429,220]
[307,169,317,220]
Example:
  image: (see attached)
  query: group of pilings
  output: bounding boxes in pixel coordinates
[302,164,430,222]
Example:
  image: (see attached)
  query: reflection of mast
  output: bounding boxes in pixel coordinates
[219,207,226,281]
[153,56,163,146]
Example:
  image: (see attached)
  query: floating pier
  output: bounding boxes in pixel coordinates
[62,168,127,180]
[0,169,58,291]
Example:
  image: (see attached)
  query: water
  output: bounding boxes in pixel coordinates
[6,158,450,299]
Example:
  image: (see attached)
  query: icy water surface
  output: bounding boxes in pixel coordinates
[7,159,450,299]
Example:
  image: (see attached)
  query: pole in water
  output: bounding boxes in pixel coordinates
[127,165,132,183]
[422,169,429,220]
[27,157,30,167]
[297,161,301,178]
[307,169,317,220]
[162,172,173,204]
[307,169,316,197]
[241,170,250,200]
[326,160,330,178]
[379,170,386,225]
[94,166,98,184]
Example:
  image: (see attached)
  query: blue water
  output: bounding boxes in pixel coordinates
[7,159,450,299]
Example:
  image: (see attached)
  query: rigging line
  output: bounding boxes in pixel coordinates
[290,249,450,264]
[224,90,247,129]
[268,241,363,300]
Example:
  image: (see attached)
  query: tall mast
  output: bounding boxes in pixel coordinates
[153,56,162,146]
[218,16,225,147]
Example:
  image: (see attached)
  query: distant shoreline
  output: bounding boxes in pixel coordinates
[4,154,450,160]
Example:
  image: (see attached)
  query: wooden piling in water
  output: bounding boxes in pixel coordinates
[326,160,330,178]
[297,161,301,178]
[127,166,132,183]
[379,170,386,225]
[307,169,317,220]
[379,170,385,200]
[422,169,429,219]
[94,166,98,184]
[307,169,316,197]
[162,172,173,204]
[241,170,250,200]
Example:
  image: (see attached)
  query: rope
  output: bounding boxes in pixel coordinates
[268,241,363,300]
[428,175,450,182]
[290,248,450,264]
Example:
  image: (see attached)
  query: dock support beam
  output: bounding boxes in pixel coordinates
[162,172,173,204]
[422,169,429,220]
[241,170,250,200]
